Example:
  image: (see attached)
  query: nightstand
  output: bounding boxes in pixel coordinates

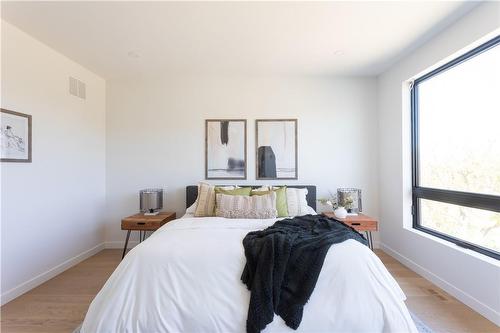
[121,211,176,259]
[323,212,378,250]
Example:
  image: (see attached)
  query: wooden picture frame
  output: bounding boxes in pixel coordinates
[205,119,247,180]
[256,119,297,180]
[1,108,32,163]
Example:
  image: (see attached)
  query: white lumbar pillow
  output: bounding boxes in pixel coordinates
[215,192,277,219]
[286,187,309,217]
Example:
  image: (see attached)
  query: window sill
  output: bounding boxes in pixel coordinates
[403,225,500,267]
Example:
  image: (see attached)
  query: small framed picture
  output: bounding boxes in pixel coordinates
[205,119,247,179]
[1,109,32,162]
[256,119,297,179]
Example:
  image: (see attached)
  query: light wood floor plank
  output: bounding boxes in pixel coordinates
[1,249,498,333]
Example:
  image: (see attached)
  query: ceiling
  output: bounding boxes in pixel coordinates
[1,1,478,79]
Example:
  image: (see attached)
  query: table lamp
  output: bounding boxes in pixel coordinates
[140,188,163,215]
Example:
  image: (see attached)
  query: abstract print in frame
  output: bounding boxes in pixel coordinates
[1,109,32,162]
[206,119,247,179]
[256,119,297,180]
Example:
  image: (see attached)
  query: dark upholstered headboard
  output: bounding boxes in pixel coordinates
[186,185,317,211]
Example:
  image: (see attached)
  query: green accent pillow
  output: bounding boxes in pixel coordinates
[215,187,252,196]
[251,186,289,217]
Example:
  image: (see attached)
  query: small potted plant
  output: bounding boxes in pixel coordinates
[317,192,348,218]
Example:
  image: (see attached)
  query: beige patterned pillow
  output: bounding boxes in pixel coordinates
[216,192,277,219]
[194,183,235,217]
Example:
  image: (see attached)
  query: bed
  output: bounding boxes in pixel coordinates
[80,185,417,333]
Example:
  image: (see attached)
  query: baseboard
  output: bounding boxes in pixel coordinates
[1,242,105,306]
[104,240,139,249]
[380,243,500,326]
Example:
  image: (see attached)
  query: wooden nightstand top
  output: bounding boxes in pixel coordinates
[121,211,176,231]
[323,212,378,232]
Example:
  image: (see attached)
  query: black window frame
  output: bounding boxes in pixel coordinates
[411,35,500,260]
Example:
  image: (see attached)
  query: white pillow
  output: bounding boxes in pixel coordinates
[305,206,317,215]
[252,186,270,192]
[215,192,277,219]
[185,202,197,214]
[286,188,309,217]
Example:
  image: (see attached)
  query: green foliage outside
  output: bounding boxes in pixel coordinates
[420,138,500,253]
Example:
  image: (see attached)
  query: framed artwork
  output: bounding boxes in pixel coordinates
[205,119,247,179]
[256,119,297,179]
[1,109,32,163]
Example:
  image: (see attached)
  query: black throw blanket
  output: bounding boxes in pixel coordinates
[241,214,368,333]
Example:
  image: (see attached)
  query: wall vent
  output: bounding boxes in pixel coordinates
[69,76,86,99]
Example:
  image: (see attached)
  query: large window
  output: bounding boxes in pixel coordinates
[411,35,500,260]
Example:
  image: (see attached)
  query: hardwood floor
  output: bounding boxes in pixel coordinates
[1,250,118,333]
[1,249,498,333]
[376,251,499,333]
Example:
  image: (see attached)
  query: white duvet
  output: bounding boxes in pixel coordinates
[81,216,418,333]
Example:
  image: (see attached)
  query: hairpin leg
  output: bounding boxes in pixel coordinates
[122,230,131,259]
[365,231,374,250]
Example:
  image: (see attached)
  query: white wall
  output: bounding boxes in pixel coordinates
[0,21,106,304]
[377,2,500,325]
[105,76,379,245]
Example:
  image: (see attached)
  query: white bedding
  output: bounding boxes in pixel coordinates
[81,216,417,333]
